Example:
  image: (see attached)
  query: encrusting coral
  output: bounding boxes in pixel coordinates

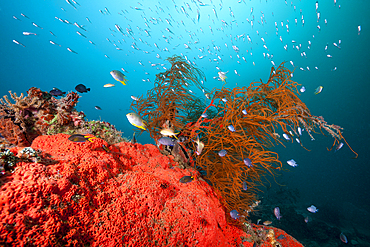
[0,134,303,246]
[131,55,357,222]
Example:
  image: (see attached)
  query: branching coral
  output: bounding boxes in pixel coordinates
[131,58,357,222]
[0,88,87,146]
[131,55,206,141]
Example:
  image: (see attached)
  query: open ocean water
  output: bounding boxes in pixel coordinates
[0,0,369,246]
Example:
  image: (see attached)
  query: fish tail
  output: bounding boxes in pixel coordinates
[120,80,126,85]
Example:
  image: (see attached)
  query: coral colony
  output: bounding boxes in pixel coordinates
[0,56,355,246]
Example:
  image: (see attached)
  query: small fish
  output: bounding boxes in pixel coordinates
[179,175,193,184]
[218,71,227,82]
[75,84,90,93]
[242,109,248,115]
[158,137,176,146]
[103,83,115,88]
[67,47,78,54]
[20,13,30,19]
[102,144,110,152]
[49,40,61,46]
[12,40,25,47]
[227,125,235,132]
[274,207,282,220]
[339,233,348,243]
[287,159,298,167]
[263,221,272,226]
[242,181,247,191]
[243,158,253,168]
[49,88,65,96]
[193,135,204,155]
[126,113,146,130]
[283,133,290,141]
[307,205,319,213]
[304,216,310,223]
[160,128,179,139]
[201,113,208,118]
[22,32,37,36]
[218,149,227,157]
[129,132,136,144]
[68,134,96,143]
[230,209,239,220]
[110,70,127,85]
[300,86,306,93]
[222,98,228,103]
[277,235,285,240]
[131,95,139,101]
[335,142,344,152]
[298,127,302,136]
[95,106,102,110]
[314,86,323,95]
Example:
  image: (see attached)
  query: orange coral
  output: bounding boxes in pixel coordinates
[131,58,356,221]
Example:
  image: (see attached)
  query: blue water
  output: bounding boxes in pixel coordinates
[1,0,369,245]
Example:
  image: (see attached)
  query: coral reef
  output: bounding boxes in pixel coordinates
[80,120,128,144]
[0,88,127,146]
[0,134,303,246]
[131,56,356,222]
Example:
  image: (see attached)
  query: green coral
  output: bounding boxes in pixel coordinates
[44,115,58,125]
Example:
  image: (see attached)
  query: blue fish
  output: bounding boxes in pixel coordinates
[243,158,253,167]
[75,84,90,93]
[158,137,176,146]
[228,125,235,132]
[230,209,239,220]
[218,149,227,157]
[49,88,65,96]
[335,142,344,152]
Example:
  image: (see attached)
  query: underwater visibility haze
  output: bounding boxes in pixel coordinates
[1,0,370,246]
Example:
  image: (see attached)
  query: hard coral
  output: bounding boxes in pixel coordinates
[0,88,89,146]
[0,134,303,246]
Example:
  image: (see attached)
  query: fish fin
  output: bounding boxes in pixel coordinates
[120,80,126,85]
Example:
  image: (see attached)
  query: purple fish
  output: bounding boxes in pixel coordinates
[230,209,239,220]
[158,137,176,146]
[218,149,227,157]
[274,207,282,220]
[243,158,253,167]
